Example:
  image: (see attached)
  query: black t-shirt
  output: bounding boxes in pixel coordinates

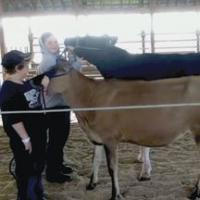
[0,74,45,139]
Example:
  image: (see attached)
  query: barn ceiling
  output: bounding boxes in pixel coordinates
[1,0,200,17]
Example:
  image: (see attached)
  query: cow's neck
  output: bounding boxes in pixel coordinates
[66,70,97,127]
[67,69,96,108]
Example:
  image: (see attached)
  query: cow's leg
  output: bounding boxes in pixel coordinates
[87,145,104,190]
[104,144,123,200]
[137,146,144,162]
[138,147,151,181]
[189,175,200,200]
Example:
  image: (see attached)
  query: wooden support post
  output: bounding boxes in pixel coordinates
[141,30,146,54]
[28,21,33,54]
[0,0,6,57]
[28,18,35,69]
[150,1,155,53]
[0,0,6,81]
[150,13,155,53]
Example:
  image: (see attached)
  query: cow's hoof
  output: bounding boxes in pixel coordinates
[109,194,124,200]
[137,175,151,181]
[189,185,200,200]
[86,182,97,190]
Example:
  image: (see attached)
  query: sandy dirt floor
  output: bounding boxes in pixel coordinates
[0,122,200,200]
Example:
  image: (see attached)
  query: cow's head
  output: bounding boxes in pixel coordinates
[48,58,72,94]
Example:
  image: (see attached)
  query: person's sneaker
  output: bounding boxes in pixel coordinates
[61,165,73,174]
[46,172,72,183]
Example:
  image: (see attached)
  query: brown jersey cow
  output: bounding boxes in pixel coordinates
[48,60,200,200]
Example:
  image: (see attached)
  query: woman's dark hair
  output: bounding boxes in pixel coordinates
[2,50,31,74]
[5,63,25,74]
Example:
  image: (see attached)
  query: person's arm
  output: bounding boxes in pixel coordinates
[12,122,32,154]
[7,98,32,153]
[0,83,32,153]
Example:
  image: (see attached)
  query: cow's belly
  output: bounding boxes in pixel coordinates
[79,123,103,144]
[87,129,103,144]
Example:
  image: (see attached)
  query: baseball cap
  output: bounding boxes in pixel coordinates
[1,50,32,70]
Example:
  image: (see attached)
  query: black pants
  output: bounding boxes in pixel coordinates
[45,108,70,174]
[9,118,46,200]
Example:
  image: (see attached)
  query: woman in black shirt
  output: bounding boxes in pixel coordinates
[0,50,49,200]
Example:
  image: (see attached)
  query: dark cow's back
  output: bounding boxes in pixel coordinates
[64,35,200,80]
[74,46,200,80]
[64,35,117,49]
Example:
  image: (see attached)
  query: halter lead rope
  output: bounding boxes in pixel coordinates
[41,87,47,113]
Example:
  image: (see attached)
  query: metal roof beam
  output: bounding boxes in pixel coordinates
[49,0,55,8]
[30,0,38,10]
[1,0,200,17]
[60,0,66,9]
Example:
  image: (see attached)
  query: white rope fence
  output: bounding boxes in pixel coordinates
[1,102,200,114]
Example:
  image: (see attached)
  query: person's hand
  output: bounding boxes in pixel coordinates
[22,137,32,154]
[41,75,50,94]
